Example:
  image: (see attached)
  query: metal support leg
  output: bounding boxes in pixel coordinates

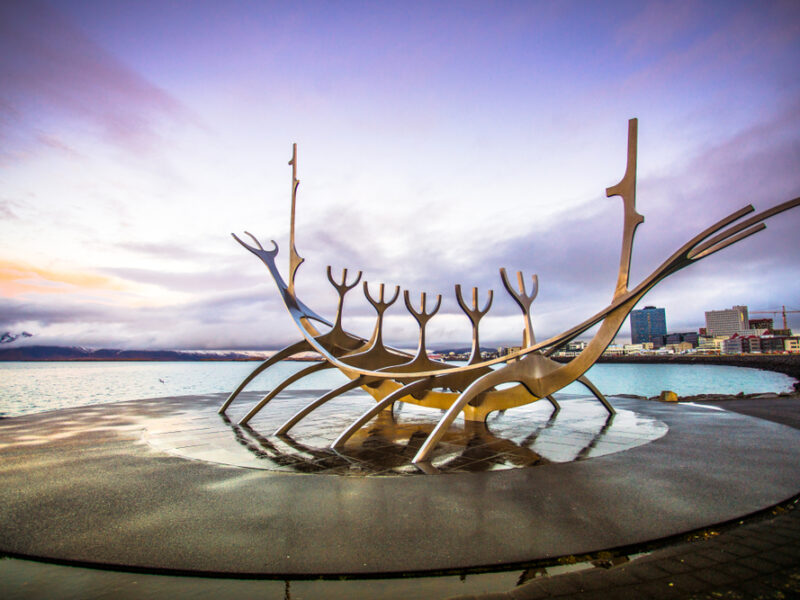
[239,361,332,425]
[331,378,433,449]
[274,377,368,436]
[545,395,560,413]
[577,375,615,415]
[218,339,310,414]
[412,369,505,464]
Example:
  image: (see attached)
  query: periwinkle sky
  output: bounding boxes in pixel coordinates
[1,0,799,350]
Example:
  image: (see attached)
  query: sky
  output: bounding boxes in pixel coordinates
[1,0,799,351]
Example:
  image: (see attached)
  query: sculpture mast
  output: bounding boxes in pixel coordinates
[605,118,643,301]
[287,143,305,296]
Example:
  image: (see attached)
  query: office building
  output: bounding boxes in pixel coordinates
[705,305,749,337]
[749,318,774,331]
[630,306,667,345]
[760,336,787,353]
[721,334,761,354]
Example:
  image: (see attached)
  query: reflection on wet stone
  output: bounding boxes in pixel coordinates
[142,391,668,476]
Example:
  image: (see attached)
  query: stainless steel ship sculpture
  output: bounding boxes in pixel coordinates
[220,119,800,465]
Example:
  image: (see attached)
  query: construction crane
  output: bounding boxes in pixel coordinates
[751,306,800,331]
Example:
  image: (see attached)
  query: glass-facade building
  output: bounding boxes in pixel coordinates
[630,306,667,345]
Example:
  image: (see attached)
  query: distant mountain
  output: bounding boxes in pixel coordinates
[0,344,499,362]
[432,346,498,355]
[0,345,267,361]
[0,331,33,344]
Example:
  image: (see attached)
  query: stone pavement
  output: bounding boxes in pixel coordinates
[452,501,800,599]
[456,395,800,600]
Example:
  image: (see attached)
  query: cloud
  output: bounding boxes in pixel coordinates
[0,0,190,155]
[477,107,800,341]
[594,1,800,128]
[0,296,110,327]
[614,0,701,60]
[0,259,130,297]
[633,101,800,254]
[0,199,19,220]
[116,241,223,262]
[0,284,293,350]
[102,265,263,294]
[34,132,80,157]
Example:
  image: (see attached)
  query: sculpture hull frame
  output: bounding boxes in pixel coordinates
[221,120,800,465]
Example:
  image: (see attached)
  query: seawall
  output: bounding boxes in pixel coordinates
[552,354,800,388]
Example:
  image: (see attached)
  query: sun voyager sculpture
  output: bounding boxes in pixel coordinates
[219,119,800,466]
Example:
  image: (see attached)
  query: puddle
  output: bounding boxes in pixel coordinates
[143,395,668,475]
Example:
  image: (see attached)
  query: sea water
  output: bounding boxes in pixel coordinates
[0,360,794,418]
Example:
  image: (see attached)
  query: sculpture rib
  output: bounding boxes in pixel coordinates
[239,361,332,425]
[218,339,310,414]
[275,377,368,436]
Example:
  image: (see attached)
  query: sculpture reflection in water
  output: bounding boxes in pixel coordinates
[219,118,800,467]
[221,401,622,475]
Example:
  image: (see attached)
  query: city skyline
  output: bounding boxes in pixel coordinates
[1,1,799,350]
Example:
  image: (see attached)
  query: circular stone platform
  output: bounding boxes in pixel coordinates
[1,393,799,577]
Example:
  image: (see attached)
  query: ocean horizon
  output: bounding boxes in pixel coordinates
[1,360,795,419]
